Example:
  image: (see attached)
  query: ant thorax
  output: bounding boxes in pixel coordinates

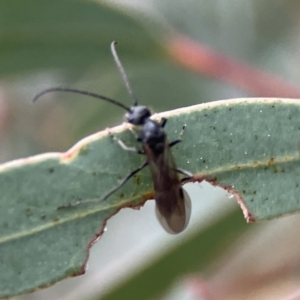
[142,120,166,155]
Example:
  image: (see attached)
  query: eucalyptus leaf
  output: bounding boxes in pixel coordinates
[0,98,299,297]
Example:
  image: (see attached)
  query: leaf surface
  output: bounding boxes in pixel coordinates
[1,98,300,297]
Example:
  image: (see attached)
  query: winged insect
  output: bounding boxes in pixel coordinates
[33,41,193,234]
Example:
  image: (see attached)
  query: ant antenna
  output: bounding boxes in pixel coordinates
[111,41,138,106]
[33,87,131,113]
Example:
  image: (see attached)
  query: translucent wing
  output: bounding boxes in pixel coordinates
[155,187,191,234]
[144,141,192,234]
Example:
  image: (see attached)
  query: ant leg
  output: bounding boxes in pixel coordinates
[181,176,192,183]
[160,117,168,128]
[129,127,141,142]
[57,161,149,209]
[169,124,186,148]
[176,169,193,183]
[110,132,144,154]
[168,125,192,182]
[176,168,193,180]
[101,161,148,201]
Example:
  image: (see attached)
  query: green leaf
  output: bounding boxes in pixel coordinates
[1,98,300,297]
[0,0,161,77]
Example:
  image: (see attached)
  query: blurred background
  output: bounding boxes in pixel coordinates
[3,0,300,299]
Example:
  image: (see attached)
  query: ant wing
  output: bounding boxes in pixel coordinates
[144,142,192,234]
[155,187,191,234]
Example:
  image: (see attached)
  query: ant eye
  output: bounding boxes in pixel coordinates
[144,110,151,119]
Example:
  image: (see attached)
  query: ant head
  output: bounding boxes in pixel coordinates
[126,106,151,125]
